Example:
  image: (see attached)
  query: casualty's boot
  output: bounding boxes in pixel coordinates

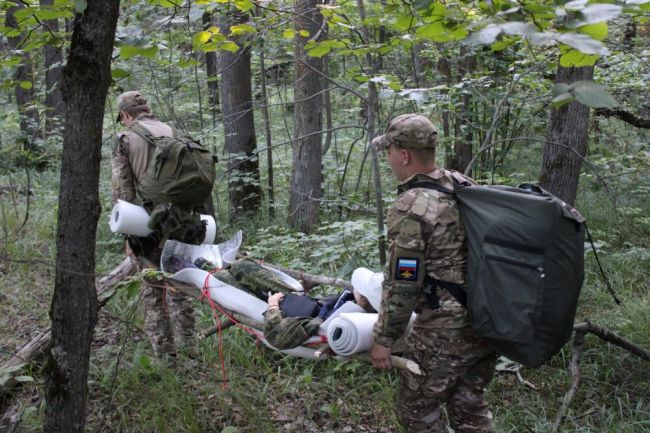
[168,286,199,359]
[142,279,176,358]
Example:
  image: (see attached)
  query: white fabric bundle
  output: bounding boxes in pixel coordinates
[109,199,217,244]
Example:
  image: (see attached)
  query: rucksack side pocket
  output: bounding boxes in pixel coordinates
[470,239,545,343]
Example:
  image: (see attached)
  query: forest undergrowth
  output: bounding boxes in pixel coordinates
[1,119,649,433]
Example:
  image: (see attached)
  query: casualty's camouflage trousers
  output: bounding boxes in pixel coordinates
[395,315,497,433]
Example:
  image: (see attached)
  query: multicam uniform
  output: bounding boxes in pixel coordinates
[373,169,497,433]
[111,114,195,357]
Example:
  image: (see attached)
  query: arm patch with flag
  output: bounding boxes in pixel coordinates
[395,257,419,281]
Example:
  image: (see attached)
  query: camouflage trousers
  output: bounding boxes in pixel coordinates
[395,322,497,433]
[141,274,196,358]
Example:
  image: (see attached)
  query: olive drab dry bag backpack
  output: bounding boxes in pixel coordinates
[128,123,216,212]
[414,180,586,368]
[456,182,585,367]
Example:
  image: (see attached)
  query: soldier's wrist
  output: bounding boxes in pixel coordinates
[374,335,395,348]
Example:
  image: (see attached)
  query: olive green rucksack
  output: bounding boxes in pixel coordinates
[409,179,586,368]
[128,122,216,213]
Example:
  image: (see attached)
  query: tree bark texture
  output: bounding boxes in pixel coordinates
[539,65,594,206]
[40,0,65,132]
[44,2,120,433]
[202,11,220,121]
[218,12,262,219]
[5,3,40,147]
[449,47,475,173]
[288,0,324,232]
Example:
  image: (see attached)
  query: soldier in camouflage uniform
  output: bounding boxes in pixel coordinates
[112,91,197,359]
[370,114,497,433]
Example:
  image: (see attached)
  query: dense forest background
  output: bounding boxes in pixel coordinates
[0,0,649,432]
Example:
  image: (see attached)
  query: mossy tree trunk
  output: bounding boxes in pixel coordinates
[44,2,120,432]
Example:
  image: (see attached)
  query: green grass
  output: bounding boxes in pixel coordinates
[1,121,649,433]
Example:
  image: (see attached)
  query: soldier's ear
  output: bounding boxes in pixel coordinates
[401,148,411,166]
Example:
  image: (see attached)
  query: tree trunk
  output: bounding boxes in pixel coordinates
[202,11,219,126]
[218,11,261,219]
[539,65,594,206]
[259,46,275,219]
[5,3,40,149]
[449,47,476,173]
[40,0,65,133]
[44,2,120,433]
[288,0,323,232]
[356,0,386,265]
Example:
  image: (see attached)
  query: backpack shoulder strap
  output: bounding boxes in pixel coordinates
[127,122,157,146]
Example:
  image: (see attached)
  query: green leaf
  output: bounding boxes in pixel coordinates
[552,83,570,97]
[559,49,599,67]
[111,68,130,79]
[19,81,33,90]
[298,30,310,37]
[230,24,256,36]
[570,81,617,108]
[234,0,253,12]
[307,44,331,58]
[283,29,295,39]
[119,45,159,60]
[75,0,87,14]
[220,41,239,53]
[221,427,238,433]
[194,31,211,46]
[577,22,607,41]
[551,93,575,109]
[393,15,415,32]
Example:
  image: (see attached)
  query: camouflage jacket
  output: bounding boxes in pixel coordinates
[111,114,173,205]
[373,169,475,348]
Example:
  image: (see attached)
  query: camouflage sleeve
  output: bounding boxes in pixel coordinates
[111,133,136,205]
[264,308,285,329]
[373,211,426,347]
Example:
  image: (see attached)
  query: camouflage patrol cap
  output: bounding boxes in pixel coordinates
[372,113,437,150]
[116,90,149,123]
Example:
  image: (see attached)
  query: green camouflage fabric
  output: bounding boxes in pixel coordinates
[373,169,497,433]
[222,258,299,299]
[263,308,323,350]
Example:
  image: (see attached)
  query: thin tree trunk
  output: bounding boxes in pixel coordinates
[202,11,220,127]
[438,56,452,167]
[450,47,476,173]
[288,0,324,232]
[259,45,275,218]
[357,0,386,265]
[5,3,40,149]
[218,11,262,219]
[40,0,64,133]
[539,65,594,206]
[43,2,120,433]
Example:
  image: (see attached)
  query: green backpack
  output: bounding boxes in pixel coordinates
[128,122,216,212]
[409,178,585,368]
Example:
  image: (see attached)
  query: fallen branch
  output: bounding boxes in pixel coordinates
[553,320,650,432]
[259,261,353,290]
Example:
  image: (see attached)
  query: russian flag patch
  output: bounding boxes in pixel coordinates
[396,257,419,281]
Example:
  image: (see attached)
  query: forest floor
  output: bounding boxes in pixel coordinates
[1,157,649,433]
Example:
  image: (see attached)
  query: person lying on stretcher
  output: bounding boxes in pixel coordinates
[163,254,379,349]
[264,287,376,350]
